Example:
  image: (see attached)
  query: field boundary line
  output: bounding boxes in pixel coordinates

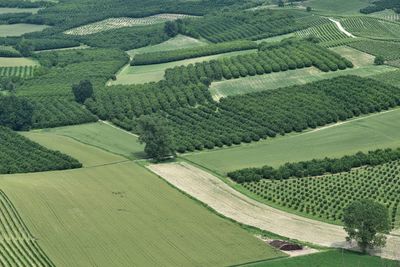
[99,120,139,137]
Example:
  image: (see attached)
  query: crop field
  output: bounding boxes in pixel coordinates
[210,46,395,99]
[0,24,49,37]
[31,122,145,159]
[0,57,38,67]
[183,108,400,174]
[64,14,197,35]
[0,8,40,14]
[0,66,37,78]
[341,17,400,40]
[243,250,400,267]
[372,69,400,87]
[349,39,400,60]
[295,22,355,47]
[241,159,400,227]
[109,49,256,85]
[127,34,208,57]
[0,160,283,266]
[0,190,54,267]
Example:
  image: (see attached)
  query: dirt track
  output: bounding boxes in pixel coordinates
[148,162,400,260]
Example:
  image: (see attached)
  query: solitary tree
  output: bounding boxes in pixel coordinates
[374,55,385,65]
[306,6,312,12]
[343,199,390,253]
[164,21,178,37]
[137,116,176,161]
[72,80,93,104]
[278,0,285,7]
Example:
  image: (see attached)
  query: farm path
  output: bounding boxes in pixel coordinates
[99,120,139,137]
[148,162,400,260]
[329,18,356,38]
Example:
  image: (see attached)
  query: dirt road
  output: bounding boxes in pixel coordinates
[148,162,400,260]
[329,18,356,38]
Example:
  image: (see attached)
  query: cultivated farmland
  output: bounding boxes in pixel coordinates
[0,190,54,267]
[0,66,37,78]
[64,14,197,35]
[349,40,400,60]
[0,24,49,37]
[341,17,400,40]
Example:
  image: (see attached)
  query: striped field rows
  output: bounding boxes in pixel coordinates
[0,66,37,78]
[0,190,54,267]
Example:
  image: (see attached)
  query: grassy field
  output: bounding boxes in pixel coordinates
[0,7,40,14]
[30,122,145,159]
[210,47,396,99]
[127,34,208,57]
[109,49,256,85]
[22,131,126,167]
[306,0,370,15]
[0,57,38,67]
[372,69,400,87]
[243,250,400,267]
[0,24,49,37]
[0,161,283,266]
[184,108,400,174]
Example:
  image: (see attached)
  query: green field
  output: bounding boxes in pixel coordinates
[210,47,396,99]
[306,0,371,15]
[372,69,400,87]
[30,122,145,159]
[0,7,40,14]
[0,57,38,67]
[0,24,49,37]
[109,49,256,85]
[184,108,400,174]
[0,136,283,266]
[127,34,208,57]
[243,250,400,267]
[341,17,400,40]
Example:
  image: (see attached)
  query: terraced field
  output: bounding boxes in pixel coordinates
[341,17,400,40]
[0,190,54,267]
[65,14,197,35]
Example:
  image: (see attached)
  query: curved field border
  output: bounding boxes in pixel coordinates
[148,162,400,260]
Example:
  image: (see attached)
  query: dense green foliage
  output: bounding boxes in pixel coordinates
[360,0,400,14]
[131,40,258,65]
[18,48,128,96]
[228,148,400,183]
[86,82,211,127]
[242,160,400,227]
[178,10,325,42]
[343,199,390,251]
[164,41,352,85]
[137,115,176,161]
[23,0,244,29]
[0,96,33,130]
[25,38,81,51]
[72,80,93,104]
[0,126,82,174]
[349,40,400,61]
[31,97,97,128]
[69,24,169,51]
[0,0,51,8]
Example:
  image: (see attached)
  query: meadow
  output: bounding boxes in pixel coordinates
[184,108,400,174]
[306,0,371,15]
[243,250,400,267]
[0,159,283,266]
[30,122,145,159]
[0,24,49,37]
[0,57,38,67]
[0,7,40,14]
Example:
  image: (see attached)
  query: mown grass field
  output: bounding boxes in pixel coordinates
[184,108,400,174]
[0,24,49,37]
[0,7,40,14]
[30,122,145,159]
[22,131,126,167]
[109,49,256,85]
[243,250,400,267]
[210,47,396,99]
[127,34,208,57]
[0,161,283,266]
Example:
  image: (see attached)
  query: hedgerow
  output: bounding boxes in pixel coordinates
[228,148,400,183]
[164,41,352,85]
[0,126,82,174]
[131,40,258,65]
[242,160,400,227]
